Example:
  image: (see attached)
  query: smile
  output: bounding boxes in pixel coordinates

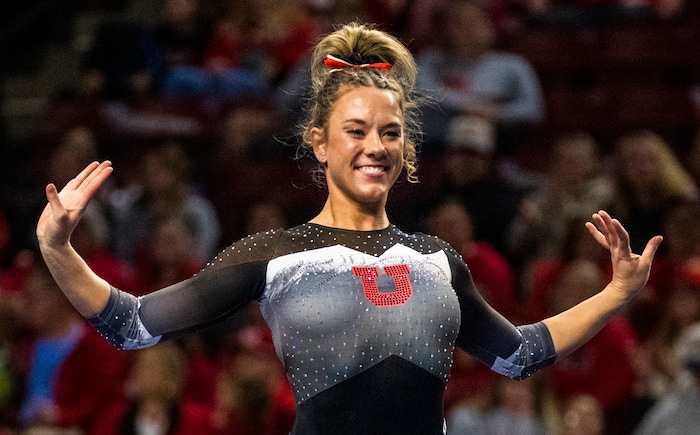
[357,166,387,174]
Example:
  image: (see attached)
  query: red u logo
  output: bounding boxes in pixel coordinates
[352,264,414,307]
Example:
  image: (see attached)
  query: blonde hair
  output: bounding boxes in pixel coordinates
[301,22,421,183]
[618,129,697,199]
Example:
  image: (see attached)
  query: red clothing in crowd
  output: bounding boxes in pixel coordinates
[546,316,637,412]
[463,241,519,321]
[524,258,614,323]
[21,324,128,433]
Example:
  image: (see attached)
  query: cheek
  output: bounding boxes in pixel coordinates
[390,141,406,165]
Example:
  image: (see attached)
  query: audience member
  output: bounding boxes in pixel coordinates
[406,0,529,48]
[627,258,700,431]
[132,213,206,295]
[151,0,214,98]
[506,131,612,271]
[161,0,272,100]
[542,258,637,434]
[419,114,526,257]
[81,18,153,100]
[14,262,127,433]
[424,198,518,320]
[72,202,135,291]
[415,0,545,151]
[446,374,553,435]
[95,342,214,435]
[608,129,697,253]
[522,216,612,325]
[42,125,100,191]
[273,0,374,130]
[210,311,294,435]
[201,103,305,242]
[633,321,700,435]
[242,200,289,235]
[424,197,521,412]
[557,394,606,435]
[628,200,700,336]
[245,0,319,85]
[109,142,221,264]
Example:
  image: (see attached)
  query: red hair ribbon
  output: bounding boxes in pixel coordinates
[324,54,392,71]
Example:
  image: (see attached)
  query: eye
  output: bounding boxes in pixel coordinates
[347,129,365,137]
[384,130,401,139]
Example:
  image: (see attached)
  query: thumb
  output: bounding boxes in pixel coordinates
[640,235,663,263]
[45,183,66,214]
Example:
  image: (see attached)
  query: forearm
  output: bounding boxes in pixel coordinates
[39,242,111,317]
[542,283,629,358]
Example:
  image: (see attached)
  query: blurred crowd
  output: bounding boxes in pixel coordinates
[2,0,700,434]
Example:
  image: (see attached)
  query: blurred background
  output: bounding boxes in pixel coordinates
[2,0,700,434]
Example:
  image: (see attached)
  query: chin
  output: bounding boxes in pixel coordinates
[356,189,391,206]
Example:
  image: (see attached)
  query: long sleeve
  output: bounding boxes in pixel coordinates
[449,251,556,379]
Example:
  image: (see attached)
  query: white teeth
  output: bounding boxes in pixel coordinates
[358,166,385,174]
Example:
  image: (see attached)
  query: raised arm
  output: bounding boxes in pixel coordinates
[542,210,663,358]
[36,161,114,317]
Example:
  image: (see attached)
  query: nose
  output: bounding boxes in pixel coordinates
[365,132,386,158]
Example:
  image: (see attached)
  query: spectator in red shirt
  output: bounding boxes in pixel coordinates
[14,262,127,433]
[543,258,638,433]
[424,198,519,321]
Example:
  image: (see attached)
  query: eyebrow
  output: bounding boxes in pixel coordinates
[342,119,403,129]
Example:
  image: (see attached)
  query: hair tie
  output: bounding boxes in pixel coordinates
[324,54,392,71]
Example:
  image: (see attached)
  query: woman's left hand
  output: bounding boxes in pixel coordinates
[585,210,663,301]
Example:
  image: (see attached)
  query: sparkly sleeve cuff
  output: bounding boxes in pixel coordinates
[87,286,161,350]
[490,322,557,380]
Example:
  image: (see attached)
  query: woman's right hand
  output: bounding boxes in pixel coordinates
[36,161,113,249]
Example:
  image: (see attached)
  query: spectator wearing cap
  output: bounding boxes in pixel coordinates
[420,114,526,258]
[633,321,700,435]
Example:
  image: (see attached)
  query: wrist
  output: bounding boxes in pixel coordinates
[38,238,72,255]
[604,279,639,305]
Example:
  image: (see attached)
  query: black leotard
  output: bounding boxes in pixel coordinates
[89,224,556,434]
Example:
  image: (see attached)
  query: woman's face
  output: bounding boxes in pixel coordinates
[312,86,404,210]
[618,138,661,188]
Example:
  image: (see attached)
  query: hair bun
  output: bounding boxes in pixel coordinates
[310,22,416,93]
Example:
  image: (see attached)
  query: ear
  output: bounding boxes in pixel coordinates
[311,127,327,163]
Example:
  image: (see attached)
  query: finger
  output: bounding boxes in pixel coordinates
[597,209,612,220]
[80,162,113,197]
[590,211,610,236]
[588,211,614,248]
[596,210,615,234]
[585,221,610,249]
[64,161,101,191]
[640,235,663,263]
[596,211,625,251]
[45,183,65,213]
[77,161,112,193]
[610,217,631,253]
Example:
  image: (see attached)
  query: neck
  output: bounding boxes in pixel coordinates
[310,199,389,231]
